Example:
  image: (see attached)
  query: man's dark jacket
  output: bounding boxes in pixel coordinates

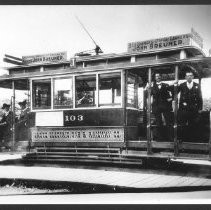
[178,82,202,112]
[0,111,13,140]
[151,82,172,113]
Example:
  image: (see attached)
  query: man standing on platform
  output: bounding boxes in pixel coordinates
[151,73,173,128]
[16,100,29,141]
[0,103,13,145]
[177,71,202,132]
[146,73,173,141]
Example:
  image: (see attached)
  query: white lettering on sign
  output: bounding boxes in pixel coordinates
[78,115,84,121]
[69,115,76,121]
[22,51,67,65]
[127,33,203,53]
[65,115,84,122]
[31,128,124,142]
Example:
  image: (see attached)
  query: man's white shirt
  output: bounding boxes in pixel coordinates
[187,81,193,89]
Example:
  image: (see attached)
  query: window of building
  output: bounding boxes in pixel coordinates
[53,77,73,109]
[99,73,121,106]
[75,75,96,108]
[32,79,51,109]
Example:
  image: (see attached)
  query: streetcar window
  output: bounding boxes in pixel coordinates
[138,87,144,110]
[201,78,211,110]
[99,73,121,106]
[127,74,138,108]
[32,79,51,109]
[53,77,73,109]
[75,75,96,107]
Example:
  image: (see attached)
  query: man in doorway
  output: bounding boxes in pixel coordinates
[146,73,173,141]
[151,73,173,128]
[16,100,29,141]
[177,71,202,137]
[18,100,29,121]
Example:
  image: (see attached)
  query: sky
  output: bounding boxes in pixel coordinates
[0,5,211,102]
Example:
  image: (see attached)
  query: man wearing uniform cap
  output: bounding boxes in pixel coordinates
[18,100,29,121]
[17,100,29,141]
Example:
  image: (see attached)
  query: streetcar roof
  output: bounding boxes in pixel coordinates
[0,45,210,90]
[0,56,211,90]
[5,45,205,70]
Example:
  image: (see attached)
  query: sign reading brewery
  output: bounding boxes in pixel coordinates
[31,127,124,142]
[128,30,203,53]
[22,51,67,65]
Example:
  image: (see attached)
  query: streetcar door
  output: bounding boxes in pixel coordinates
[147,70,174,143]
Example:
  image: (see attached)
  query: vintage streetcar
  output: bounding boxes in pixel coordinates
[1,29,211,164]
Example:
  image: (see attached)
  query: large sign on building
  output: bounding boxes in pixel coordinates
[31,127,124,142]
[128,30,203,53]
[22,51,67,65]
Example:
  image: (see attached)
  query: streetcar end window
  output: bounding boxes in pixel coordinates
[53,77,73,109]
[127,74,139,108]
[99,73,121,107]
[32,79,51,109]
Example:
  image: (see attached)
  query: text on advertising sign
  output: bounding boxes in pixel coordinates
[22,51,67,65]
[128,34,191,53]
[31,127,124,142]
[128,32,203,53]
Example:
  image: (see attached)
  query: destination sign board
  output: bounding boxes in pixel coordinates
[31,127,124,142]
[22,51,67,65]
[128,31,203,53]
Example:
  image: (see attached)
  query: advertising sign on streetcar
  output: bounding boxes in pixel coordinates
[22,51,67,65]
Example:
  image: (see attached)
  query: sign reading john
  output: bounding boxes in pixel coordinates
[128,30,203,53]
[22,51,67,65]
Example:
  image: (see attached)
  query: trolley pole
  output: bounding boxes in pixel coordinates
[147,67,152,155]
[174,65,179,157]
[12,81,16,153]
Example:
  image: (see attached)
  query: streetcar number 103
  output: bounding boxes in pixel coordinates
[65,115,84,122]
